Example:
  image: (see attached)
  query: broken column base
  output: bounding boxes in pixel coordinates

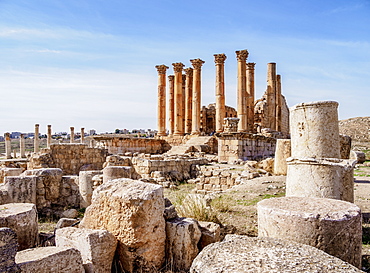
[286,157,356,202]
[257,196,362,268]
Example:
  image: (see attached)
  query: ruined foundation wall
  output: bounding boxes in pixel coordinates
[217,133,276,162]
[28,144,108,175]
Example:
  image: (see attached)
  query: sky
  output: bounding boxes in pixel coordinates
[0,0,369,134]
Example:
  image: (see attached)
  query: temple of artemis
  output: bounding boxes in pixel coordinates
[155,49,290,161]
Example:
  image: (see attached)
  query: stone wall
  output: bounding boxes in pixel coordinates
[217,133,276,162]
[93,135,171,155]
[28,144,108,175]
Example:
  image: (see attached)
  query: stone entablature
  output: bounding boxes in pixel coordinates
[94,135,171,155]
[27,143,108,175]
[216,133,276,162]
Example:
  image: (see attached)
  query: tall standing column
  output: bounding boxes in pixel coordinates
[47,125,52,148]
[70,127,75,143]
[184,68,193,134]
[155,64,169,136]
[214,53,227,133]
[5,133,11,159]
[266,63,277,130]
[246,62,256,132]
[172,62,185,136]
[190,58,205,135]
[182,74,186,134]
[236,50,249,132]
[81,128,85,143]
[20,133,26,158]
[168,75,175,135]
[34,124,39,153]
[275,74,282,132]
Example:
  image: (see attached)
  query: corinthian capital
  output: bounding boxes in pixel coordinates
[172,62,185,73]
[214,53,227,65]
[246,62,256,70]
[155,64,169,75]
[235,49,249,61]
[168,75,174,81]
[184,67,193,77]
[190,58,205,70]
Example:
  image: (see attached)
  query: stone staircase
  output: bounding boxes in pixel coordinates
[166,136,215,155]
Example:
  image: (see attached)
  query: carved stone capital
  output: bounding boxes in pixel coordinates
[168,75,175,81]
[214,53,227,65]
[190,58,205,70]
[247,62,256,70]
[184,67,193,77]
[235,49,249,61]
[155,64,169,74]
[172,62,185,73]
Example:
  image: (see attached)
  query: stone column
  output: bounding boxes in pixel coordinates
[5,133,11,159]
[182,74,186,133]
[81,128,85,143]
[47,125,52,148]
[275,74,282,132]
[246,62,256,132]
[214,53,227,133]
[273,139,291,175]
[184,68,193,134]
[20,133,26,158]
[70,127,75,144]
[168,75,175,135]
[266,63,277,130]
[235,50,249,132]
[190,58,205,135]
[172,62,185,136]
[155,64,169,136]
[34,124,39,153]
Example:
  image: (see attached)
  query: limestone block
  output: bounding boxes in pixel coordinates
[15,246,84,273]
[165,217,201,271]
[258,197,362,268]
[198,221,221,250]
[340,134,352,159]
[55,218,79,229]
[0,228,20,273]
[80,178,165,273]
[164,198,178,220]
[190,235,362,273]
[79,170,102,208]
[290,101,340,158]
[0,168,23,184]
[60,175,79,207]
[286,158,356,202]
[2,176,37,204]
[61,208,78,218]
[350,150,366,164]
[56,227,117,273]
[273,139,291,175]
[0,203,38,250]
[102,166,132,184]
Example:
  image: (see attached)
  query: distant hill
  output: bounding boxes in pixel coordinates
[339,117,370,143]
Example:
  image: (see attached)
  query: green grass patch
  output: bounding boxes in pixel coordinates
[237,192,285,206]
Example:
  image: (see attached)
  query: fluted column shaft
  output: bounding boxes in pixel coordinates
[184,68,193,134]
[47,125,52,148]
[236,50,249,132]
[155,64,169,136]
[173,62,185,136]
[266,62,277,130]
[191,58,205,135]
[246,62,256,132]
[276,74,282,131]
[70,127,75,143]
[20,133,26,158]
[182,74,186,133]
[34,124,39,153]
[81,128,85,143]
[214,54,227,133]
[168,75,175,135]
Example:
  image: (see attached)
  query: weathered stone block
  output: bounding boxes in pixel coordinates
[0,228,20,273]
[166,217,201,271]
[80,178,165,273]
[15,246,84,273]
[190,235,362,273]
[102,166,132,184]
[56,227,117,273]
[2,176,37,204]
[0,203,38,250]
[258,197,362,268]
[198,221,221,250]
[273,139,291,175]
[79,170,102,208]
